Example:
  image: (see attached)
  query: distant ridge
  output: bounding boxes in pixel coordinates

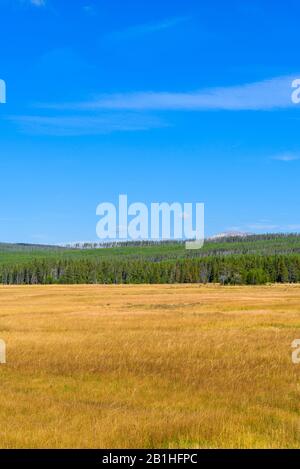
[209,231,252,240]
[0,242,65,252]
[0,233,300,252]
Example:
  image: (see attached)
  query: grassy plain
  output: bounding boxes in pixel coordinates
[0,284,300,448]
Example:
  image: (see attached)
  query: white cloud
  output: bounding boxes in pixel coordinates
[231,221,300,233]
[30,0,46,6]
[107,16,189,41]
[83,5,96,16]
[44,75,300,112]
[272,153,300,162]
[9,113,168,136]
[246,223,279,231]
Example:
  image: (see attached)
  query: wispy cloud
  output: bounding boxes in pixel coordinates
[83,4,96,16]
[229,221,300,233]
[9,113,168,136]
[272,153,300,162]
[106,16,189,41]
[30,0,46,6]
[18,0,46,6]
[246,223,280,231]
[43,75,299,112]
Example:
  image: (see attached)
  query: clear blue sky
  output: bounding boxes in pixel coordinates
[0,0,300,244]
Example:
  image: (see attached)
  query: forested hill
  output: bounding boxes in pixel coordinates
[1,234,300,285]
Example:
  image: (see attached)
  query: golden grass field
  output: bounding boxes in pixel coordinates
[0,284,300,448]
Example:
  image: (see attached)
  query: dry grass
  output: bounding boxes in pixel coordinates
[0,284,300,448]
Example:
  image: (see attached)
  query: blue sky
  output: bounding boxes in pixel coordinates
[0,0,300,244]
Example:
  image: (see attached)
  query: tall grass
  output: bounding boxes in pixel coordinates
[0,284,299,448]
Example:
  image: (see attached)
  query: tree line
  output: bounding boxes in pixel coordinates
[1,254,299,285]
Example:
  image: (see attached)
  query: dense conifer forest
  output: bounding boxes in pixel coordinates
[1,234,300,285]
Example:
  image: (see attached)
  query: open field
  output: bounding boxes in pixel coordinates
[0,284,300,448]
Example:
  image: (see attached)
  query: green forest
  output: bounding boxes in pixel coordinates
[1,234,300,285]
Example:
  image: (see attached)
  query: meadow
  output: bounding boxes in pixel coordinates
[0,284,300,448]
